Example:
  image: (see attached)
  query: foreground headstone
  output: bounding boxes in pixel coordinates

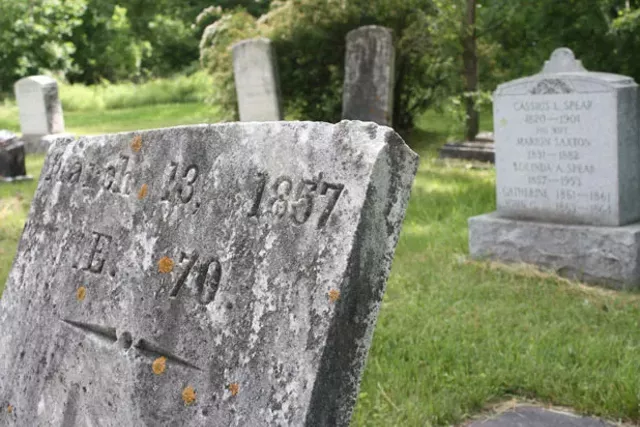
[0,121,418,426]
[0,130,31,182]
[14,75,67,153]
[469,48,640,288]
[342,26,395,126]
[232,38,283,121]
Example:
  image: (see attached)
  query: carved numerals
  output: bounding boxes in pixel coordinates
[161,162,199,204]
[248,172,344,228]
[168,251,222,305]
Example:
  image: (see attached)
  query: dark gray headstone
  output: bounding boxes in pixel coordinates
[342,26,395,126]
[0,130,30,182]
[0,121,418,426]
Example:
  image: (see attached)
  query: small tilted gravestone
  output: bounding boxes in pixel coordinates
[0,121,418,426]
[0,130,31,182]
[342,26,395,126]
[469,47,640,288]
[232,38,283,122]
[14,76,69,154]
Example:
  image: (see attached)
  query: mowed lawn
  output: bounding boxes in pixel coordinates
[2,105,640,426]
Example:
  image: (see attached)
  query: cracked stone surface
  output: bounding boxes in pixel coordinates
[0,121,418,426]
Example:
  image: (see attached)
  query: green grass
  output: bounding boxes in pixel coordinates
[1,104,640,426]
[0,102,219,135]
[58,72,212,112]
[0,155,44,287]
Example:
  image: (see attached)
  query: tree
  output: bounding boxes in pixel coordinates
[0,0,86,93]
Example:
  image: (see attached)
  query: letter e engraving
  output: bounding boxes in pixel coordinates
[81,232,113,274]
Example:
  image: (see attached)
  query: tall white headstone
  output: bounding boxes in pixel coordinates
[14,76,66,153]
[469,48,640,289]
[232,38,283,121]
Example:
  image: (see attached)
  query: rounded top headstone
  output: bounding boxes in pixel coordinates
[231,37,272,52]
[346,25,393,42]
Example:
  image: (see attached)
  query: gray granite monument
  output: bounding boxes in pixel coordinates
[0,121,418,426]
[469,48,640,289]
[14,75,68,154]
[342,26,395,126]
[232,38,283,121]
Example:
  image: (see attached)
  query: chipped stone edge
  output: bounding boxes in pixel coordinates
[304,123,419,426]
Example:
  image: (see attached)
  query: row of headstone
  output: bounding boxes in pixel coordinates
[231,25,395,126]
[469,48,640,289]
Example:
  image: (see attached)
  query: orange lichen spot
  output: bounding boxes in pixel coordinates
[182,386,196,406]
[131,135,143,152]
[137,184,148,200]
[152,356,167,375]
[158,257,174,273]
[328,289,340,303]
[228,382,239,397]
[77,286,87,301]
[7,405,12,414]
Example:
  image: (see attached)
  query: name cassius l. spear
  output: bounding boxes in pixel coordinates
[513,100,592,112]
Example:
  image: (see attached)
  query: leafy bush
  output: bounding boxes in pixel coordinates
[0,0,86,93]
[199,8,260,121]
[199,0,460,130]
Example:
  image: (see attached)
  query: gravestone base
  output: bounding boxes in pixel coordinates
[22,133,73,154]
[439,141,495,163]
[468,212,640,290]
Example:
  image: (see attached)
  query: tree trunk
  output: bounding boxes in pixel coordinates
[463,0,479,141]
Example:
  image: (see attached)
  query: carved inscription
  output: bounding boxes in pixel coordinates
[62,319,201,370]
[166,251,222,305]
[161,162,199,204]
[248,172,344,228]
[72,232,114,275]
[46,153,134,196]
[497,91,615,220]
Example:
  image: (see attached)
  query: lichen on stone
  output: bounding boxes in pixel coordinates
[158,257,174,274]
[137,184,148,200]
[76,286,86,301]
[328,289,340,303]
[228,382,239,397]
[131,136,143,152]
[152,356,166,375]
[182,386,196,405]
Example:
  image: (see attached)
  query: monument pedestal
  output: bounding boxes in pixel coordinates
[468,212,640,290]
[439,141,495,163]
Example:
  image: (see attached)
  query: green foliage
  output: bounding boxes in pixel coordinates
[199,0,462,130]
[199,9,260,121]
[0,0,86,93]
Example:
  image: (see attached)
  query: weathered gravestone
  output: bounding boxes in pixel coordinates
[0,130,31,182]
[232,38,283,122]
[0,121,418,426]
[342,26,395,126]
[14,75,68,154]
[469,47,640,288]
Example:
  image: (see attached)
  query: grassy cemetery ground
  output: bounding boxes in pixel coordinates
[1,106,640,426]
